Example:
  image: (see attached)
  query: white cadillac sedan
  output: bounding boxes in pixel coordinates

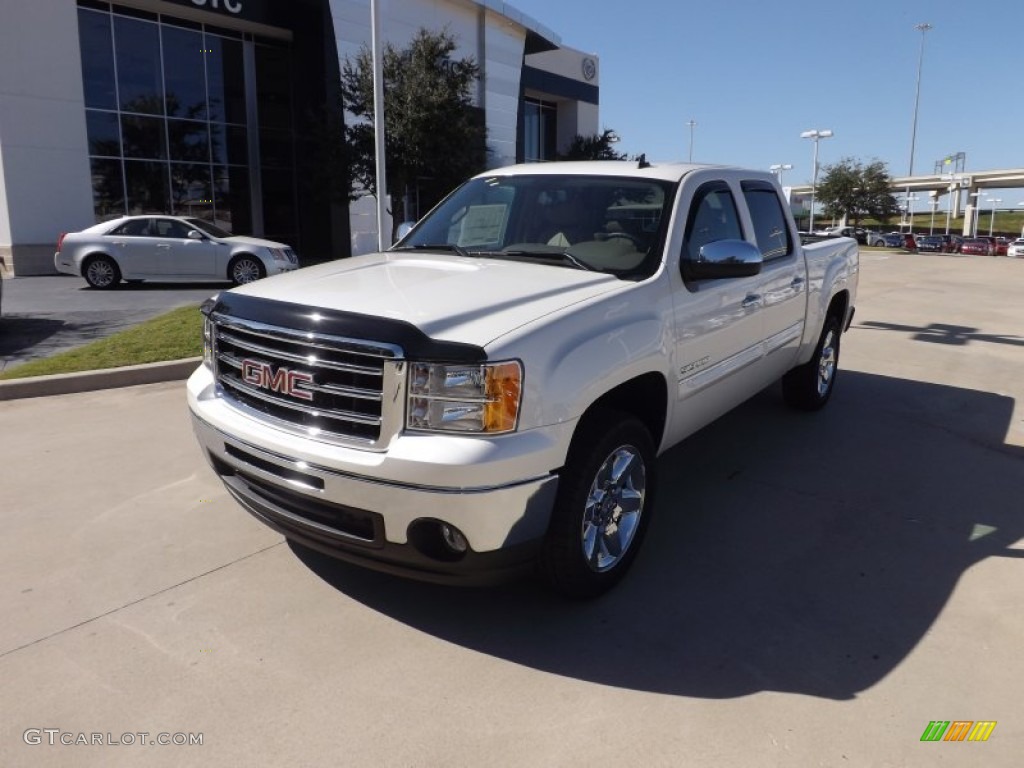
[54,215,299,289]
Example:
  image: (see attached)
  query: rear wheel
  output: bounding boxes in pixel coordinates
[783,315,841,411]
[541,410,656,598]
[83,255,121,290]
[229,255,265,285]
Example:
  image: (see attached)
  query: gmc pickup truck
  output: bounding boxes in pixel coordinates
[187,160,858,597]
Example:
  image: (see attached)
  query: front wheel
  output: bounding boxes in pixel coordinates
[541,410,656,598]
[783,315,841,411]
[229,255,265,285]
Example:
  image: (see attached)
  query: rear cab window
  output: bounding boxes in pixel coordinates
[740,181,792,261]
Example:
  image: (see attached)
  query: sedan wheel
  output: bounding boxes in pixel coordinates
[230,256,265,285]
[83,256,121,290]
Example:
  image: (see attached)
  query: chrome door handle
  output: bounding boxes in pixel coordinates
[157,243,171,249]
[791,276,805,288]
[741,294,763,309]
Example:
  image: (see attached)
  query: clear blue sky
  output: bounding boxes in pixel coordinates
[511,0,1024,202]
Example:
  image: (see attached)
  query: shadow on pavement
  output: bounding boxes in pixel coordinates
[291,370,1024,701]
[0,317,68,361]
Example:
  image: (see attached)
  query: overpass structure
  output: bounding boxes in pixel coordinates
[788,167,1024,236]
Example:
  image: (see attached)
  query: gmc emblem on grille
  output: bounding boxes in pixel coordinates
[241,359,314,401]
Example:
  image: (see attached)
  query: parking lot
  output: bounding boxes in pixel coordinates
[1,251,1022,767]
[0,276,221,373]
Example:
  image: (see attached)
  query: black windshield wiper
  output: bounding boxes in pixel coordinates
[499,249,598,272]
[393,243,470,258]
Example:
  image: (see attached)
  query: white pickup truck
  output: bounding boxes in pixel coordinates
[187,160,858,597]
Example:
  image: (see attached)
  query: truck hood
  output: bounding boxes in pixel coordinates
[231,251,624,348]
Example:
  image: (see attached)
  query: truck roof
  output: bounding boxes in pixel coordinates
[475,160,747,184]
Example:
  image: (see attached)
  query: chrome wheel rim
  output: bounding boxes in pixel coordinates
[233,259,261,284]
[817,329,837,397]
[86,260,114,287]
[581,444,646,572]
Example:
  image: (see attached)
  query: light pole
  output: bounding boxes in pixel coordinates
[929,197,940,235]
[988,198,1002,236]
[686,119,697,162]
[800,129,833,233]
[769,163,793,186]
[905,22,933,233]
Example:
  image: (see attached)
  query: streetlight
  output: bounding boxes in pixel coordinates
[686,119,697,162]
[928,196,940,235]
[905,22,933,233]
[987,198,1002,236]
[800,129,833,233]
[769,163,793,186]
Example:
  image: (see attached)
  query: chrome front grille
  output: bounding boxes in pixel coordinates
[211,313,404,447]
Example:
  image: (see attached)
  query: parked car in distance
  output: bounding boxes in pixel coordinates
[1006,238,1024,258]
[945,234,963,253]
[994,237,1011,256]
[54,215,299,289]
[902,233,917,251]
[882,232,904,248]
[863,230,887,247]
[915,235,945,253]
[960,238,994,256]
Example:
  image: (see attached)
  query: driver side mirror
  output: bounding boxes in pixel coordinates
[395,221,416,242]
[187,229,204,240]
[682,238,763,281]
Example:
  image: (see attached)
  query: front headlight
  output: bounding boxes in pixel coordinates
[269,248,288,262]
[407,361,522,434]
[200,295,218,369]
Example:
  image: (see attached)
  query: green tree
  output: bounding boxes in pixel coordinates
[340,28,488,234]
[816,158,899,226]
[558,129,627,160]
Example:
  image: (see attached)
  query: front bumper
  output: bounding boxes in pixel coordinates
[188,367,565,584]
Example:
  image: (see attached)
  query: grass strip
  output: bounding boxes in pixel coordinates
[0,304,203,380]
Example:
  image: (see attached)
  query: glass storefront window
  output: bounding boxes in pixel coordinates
[162,25,208,119]
[77,3,296,239]
[168,119,211,163]
[124,160,170,214]
[86,110,121,157]
[90,158,125,220]
[79,9,117,110]
[121,115,167,159]
[114,16,163,114]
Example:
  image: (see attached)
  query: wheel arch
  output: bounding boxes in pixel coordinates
[80,250,115,275]
[576,372,668,453]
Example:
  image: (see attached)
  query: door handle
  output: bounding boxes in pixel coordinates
[741,294,763,309]
[157,243,171,249]
[791,276,805,289]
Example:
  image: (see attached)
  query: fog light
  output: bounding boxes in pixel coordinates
[440,523,468,553]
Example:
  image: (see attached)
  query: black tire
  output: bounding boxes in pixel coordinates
[541,409,656,598]
[82,255,121,290]
[229,255,265,285]
[783,314,842,411]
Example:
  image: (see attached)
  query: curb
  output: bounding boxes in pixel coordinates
[0,357,202,401]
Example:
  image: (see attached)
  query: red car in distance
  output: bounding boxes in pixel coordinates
[960,238,994,256]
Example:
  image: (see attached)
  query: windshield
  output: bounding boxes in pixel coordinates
[394,173,676,279]
[186,218,233,239]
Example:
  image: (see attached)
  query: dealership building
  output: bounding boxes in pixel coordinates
[0,0,600,276]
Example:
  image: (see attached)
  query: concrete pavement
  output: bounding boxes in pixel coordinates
[1,252,1023,767]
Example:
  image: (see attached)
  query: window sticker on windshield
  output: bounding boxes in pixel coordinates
[456,204,508,246]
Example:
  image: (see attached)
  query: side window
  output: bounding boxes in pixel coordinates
[110,218,152,237]
[682,185,744,265]
[153,218,192,239]
[742,182,792,261]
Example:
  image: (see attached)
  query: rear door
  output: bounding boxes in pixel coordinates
[740,180,806,381]
[105,218,158,276]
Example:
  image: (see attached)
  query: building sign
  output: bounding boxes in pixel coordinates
[161,0,271,25]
